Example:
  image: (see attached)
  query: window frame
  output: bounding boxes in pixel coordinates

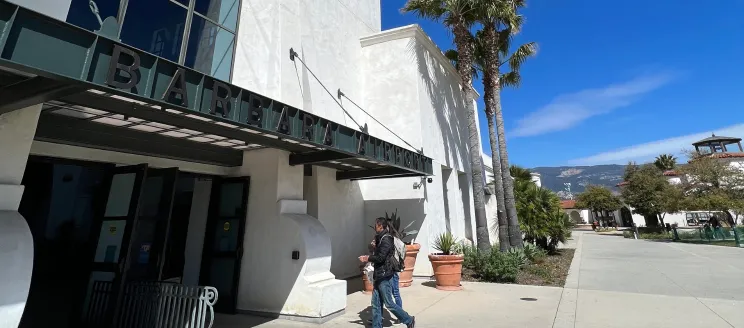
[115,0,240,82]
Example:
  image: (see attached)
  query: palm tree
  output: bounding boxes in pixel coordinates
[654,154,677,171]
[509,165,532,183]
[476,0,536,248]
[445,32,509,251]
[402,0,492,252]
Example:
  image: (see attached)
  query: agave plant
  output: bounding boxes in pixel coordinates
[369,209,419,243]
[432,232,459,255]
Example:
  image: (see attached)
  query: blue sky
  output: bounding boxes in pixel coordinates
[381,0,744,168]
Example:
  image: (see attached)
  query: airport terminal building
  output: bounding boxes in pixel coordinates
[0,0,485,326]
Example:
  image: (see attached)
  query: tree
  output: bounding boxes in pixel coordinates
[476,0,536,249]
[509,165,532,183]
[654,154,677,171]
[403,0,491,252]
[576,185,622,225]
[514,179,573,251]
[620,164,683,227]
[679,151,744,225]
[445,35,509,251]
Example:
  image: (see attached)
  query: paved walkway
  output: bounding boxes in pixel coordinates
[215,232,744,327]
[216,281,565,327]
[556,232,744,328]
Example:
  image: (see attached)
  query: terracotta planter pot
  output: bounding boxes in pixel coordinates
[399,243,420,287]
[428,253,464,291]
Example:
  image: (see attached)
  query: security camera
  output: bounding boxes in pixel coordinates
[427,177,433,183]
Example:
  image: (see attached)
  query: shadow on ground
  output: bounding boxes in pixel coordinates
[348,306,397,327]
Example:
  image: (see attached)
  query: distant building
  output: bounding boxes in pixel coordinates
[616,133,744,227]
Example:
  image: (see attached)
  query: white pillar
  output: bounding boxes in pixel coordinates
[234,149,345,323]
[0,104,41,328]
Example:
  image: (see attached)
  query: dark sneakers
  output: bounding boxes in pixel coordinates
[407,316,416,328]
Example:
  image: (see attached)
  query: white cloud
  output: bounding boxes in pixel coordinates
[511,72,678,137]
[569,124,744,165]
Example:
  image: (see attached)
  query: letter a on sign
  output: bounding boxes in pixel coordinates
[276,106,290,134]
[162,67,189,107]
[323,122,334,146]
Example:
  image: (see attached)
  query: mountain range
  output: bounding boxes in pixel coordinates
[529,164,625,199]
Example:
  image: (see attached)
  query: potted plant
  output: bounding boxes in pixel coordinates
[385,210,419,287]
[360,210,419,291]
[428,232,464,291]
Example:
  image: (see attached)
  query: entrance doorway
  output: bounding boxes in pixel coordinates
[18,156,250,327]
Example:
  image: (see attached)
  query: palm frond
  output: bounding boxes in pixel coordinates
[445,48,481,80]
[504,42,537,72]
[499,71,521,88]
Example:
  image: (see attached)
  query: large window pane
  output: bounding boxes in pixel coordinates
[185,16,234,81]
[66,0,121,32]
[194,0,239,31]
[120,0,187,62]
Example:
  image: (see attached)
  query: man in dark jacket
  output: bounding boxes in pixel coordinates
[359,217,415,328]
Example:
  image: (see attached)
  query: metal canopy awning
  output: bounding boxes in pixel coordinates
[0,0,433,180]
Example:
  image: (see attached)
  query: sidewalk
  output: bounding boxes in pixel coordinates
[215,280,564,327]
[557,231,744,328]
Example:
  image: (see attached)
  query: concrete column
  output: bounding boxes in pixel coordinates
[0,104,42,328]
[234,149,345,323]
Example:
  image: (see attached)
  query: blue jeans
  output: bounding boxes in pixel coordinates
[391,272,402,307]
[372,276,412,328]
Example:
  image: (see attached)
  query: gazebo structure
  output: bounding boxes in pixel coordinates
[693,133,743,155]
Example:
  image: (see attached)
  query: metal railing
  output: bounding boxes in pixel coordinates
[672,226,744,247]
[85,281,218,328]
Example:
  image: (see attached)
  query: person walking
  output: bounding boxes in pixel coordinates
[359,218,415,328]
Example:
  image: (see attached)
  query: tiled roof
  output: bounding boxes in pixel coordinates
[560,200,577,209]
[662,170,678,176]
[616,181,629,187]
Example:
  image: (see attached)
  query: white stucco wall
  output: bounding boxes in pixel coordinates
[358,25,478,275]
[306,166,366,280]
[0,105,42,328]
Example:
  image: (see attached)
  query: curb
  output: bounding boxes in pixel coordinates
[553,231,583,328]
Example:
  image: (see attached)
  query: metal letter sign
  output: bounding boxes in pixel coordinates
[106,45,140,90]
[162,67,189,107]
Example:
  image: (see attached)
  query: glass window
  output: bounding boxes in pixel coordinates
[66,0,122,32]
[194,0,239,31]
[172,0,190,6]
[120,0,187,62]
[218,182,243,217]
[185,15,235,81]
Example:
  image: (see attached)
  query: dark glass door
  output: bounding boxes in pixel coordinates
[199,177,250,314]
[122,167,179,282]
[83,164,148,326]
[82,165,180,326]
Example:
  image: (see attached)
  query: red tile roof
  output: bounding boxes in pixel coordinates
[560,200,577,209]
[662,170,678,176]
[616,181,629,187]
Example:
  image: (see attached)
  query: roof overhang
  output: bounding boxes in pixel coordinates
[0,0,433,179]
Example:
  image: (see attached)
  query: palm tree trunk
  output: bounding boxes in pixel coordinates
[452,21,491,252]
[482,25,509,252]
[486,113,509,251]
[486,24,523,248]
[494,76,522,248]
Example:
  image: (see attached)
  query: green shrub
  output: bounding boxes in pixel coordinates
[623,231,634,239]
[507,248,529,267]
[478,251,521,283]
[639,232,671,240]
[461,244,482,269]
[522,243,547,262]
